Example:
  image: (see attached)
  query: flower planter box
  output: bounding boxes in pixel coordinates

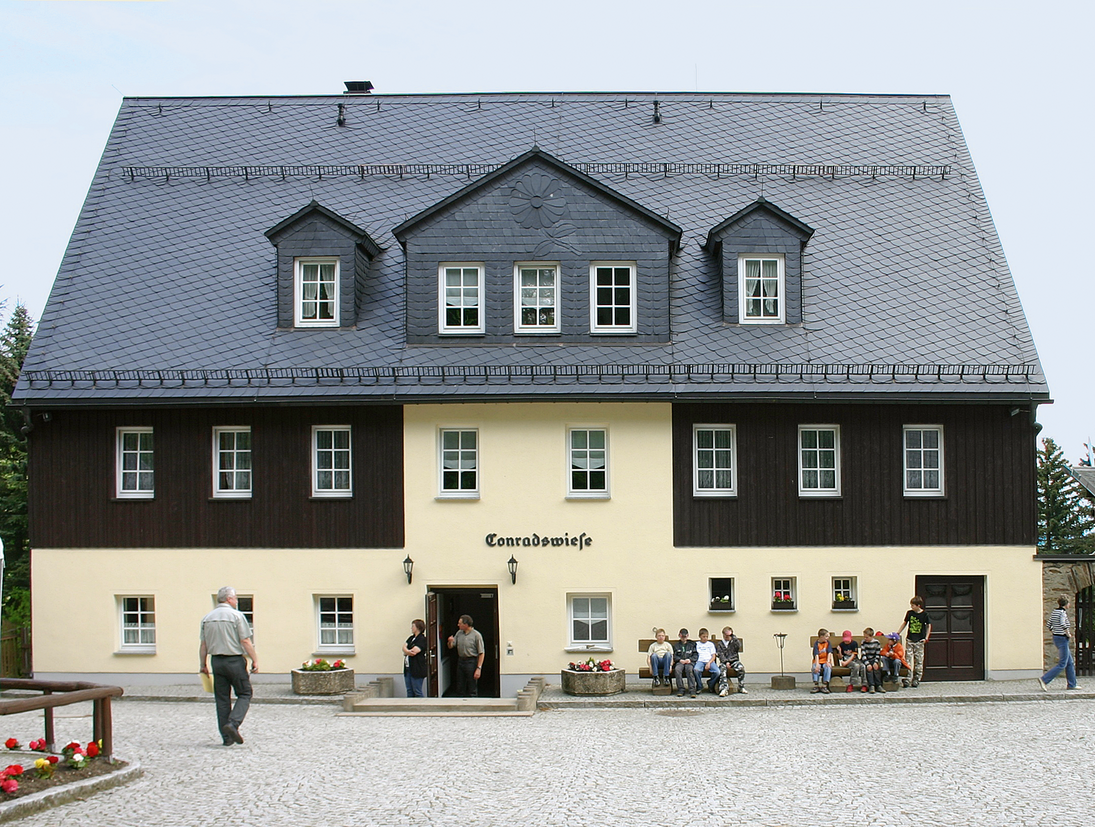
[560,668,626,696]
[771,603,796,611]
[291,668,355,695]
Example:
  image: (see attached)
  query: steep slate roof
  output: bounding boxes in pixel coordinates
[16,92,1048,405]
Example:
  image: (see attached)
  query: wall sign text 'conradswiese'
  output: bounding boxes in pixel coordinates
[485,532,593,548]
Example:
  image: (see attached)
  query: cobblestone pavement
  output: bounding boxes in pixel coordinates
[3,695,1093,826]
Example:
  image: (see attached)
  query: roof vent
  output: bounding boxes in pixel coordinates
[343,81,374,95]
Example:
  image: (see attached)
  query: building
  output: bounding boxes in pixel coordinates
[17,89,1049,693]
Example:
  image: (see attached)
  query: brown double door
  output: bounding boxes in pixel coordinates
[425,587,500,698]
[917,575,985,681]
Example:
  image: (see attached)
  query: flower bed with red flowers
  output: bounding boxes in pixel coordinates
[0,738,127,800]
[565,658,615,673]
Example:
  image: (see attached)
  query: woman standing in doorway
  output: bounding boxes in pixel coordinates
[403,619,428,698]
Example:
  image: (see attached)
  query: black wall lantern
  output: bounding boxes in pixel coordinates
[507,555,518,585]
[403,555,414,585]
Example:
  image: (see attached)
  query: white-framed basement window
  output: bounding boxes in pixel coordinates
[589,263,636,333]
[118,595,156,653]
[439,263,484,334]
[693,424,737,496]
[738,254,785,324]
[116,427,154,499]
[903,425,944,497]
[514,263,560,333]
[439,428,479,498]
[295,257,339,327]
[799,425,841,497]
[567,594,612,650]
[316,595,355,654]
[312,426,352,497]
[213,426,252,498]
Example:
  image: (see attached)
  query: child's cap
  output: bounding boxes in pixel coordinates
[876,631,885,637]
[886,632,901,640]
[841,630,852,641]
[678,628,689,636]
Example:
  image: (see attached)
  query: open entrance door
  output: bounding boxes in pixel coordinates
[426,587,500,698]
[916,575,985,681]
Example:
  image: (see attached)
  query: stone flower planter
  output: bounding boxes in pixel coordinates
[291,668,356,695]
[560,668,626,696]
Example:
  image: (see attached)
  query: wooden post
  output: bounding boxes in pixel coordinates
[99,698,113,762]
[44,689,55,752]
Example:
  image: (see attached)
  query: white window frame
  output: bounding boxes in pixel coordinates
[514,262,561,333]
[294,257,340,328]
[693,424,737,497]
[116,427,154,499]
[438,428,479,499]
[211,593,255,640]
[316,595,355,654]
[567,427,609,499]
[798,424,841,497]
[439,263,484,335]
[832,577,858,610]
[708,577,736,612]
[212,426,252,499]
[312,426,352,498]
[589,262,637,333]
[771,577,797,611]
[903,425,945,497]
[118,595,156,653]
[738,254,785,324]
[567,593,612,650]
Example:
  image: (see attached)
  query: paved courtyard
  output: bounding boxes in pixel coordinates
[4,695,1093,826]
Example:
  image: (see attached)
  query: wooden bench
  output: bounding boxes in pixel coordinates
[638,638,744,694]
[810,635,908,689]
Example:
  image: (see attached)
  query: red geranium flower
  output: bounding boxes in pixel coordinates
[46,756,58,765]
[2,765,22,777]
[86,742,100,758]
[0,778,17,794]
[3,739,18,750]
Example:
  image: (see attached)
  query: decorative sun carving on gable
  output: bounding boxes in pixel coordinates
[508,172,568,229]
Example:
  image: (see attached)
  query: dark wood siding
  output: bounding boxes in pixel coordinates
[673,403,1037,547]
[28,406,404,548]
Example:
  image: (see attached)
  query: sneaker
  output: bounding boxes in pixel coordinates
[821,685,831,694]
[811,685,821,693]
[846,685,854,693]
[678,692,686,697]
[877,686,887,693]
[719,687,728,697]
[861,686,868,693]
[868,686,875,694]
[910,680,919,688]
[690,693,697,698]
[901,679,910,688]
[738,686,747,694]
[1066,685,1081,691]
[1036,678,1048,692]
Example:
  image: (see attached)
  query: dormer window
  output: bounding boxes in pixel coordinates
[295,258,339,327]
[590,263,636,333]
[739,255,784,324]
[439,264,484,334]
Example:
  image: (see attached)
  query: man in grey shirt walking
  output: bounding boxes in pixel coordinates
[199,586,259,745]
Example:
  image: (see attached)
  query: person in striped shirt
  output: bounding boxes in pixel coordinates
[1038,596,1079,691]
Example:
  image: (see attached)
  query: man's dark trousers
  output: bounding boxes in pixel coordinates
[455,658,479,697]
[212,654,253,733]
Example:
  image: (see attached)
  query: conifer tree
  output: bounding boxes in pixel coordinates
[1037,437,1095,554]
[0,304,33,627]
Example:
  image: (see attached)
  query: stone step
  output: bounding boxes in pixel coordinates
[338,697,532,717]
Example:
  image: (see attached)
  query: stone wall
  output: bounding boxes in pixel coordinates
[1040,557,1095,669]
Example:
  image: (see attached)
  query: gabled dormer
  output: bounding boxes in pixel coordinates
[393,148,682,345]
[265,201,382,329]
[705,199,813,325]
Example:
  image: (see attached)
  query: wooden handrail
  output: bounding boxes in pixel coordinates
[0,679,124,761]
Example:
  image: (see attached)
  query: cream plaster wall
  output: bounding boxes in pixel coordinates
[32,402,1044,678]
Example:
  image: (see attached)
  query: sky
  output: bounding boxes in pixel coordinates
[1,0,1090,460]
